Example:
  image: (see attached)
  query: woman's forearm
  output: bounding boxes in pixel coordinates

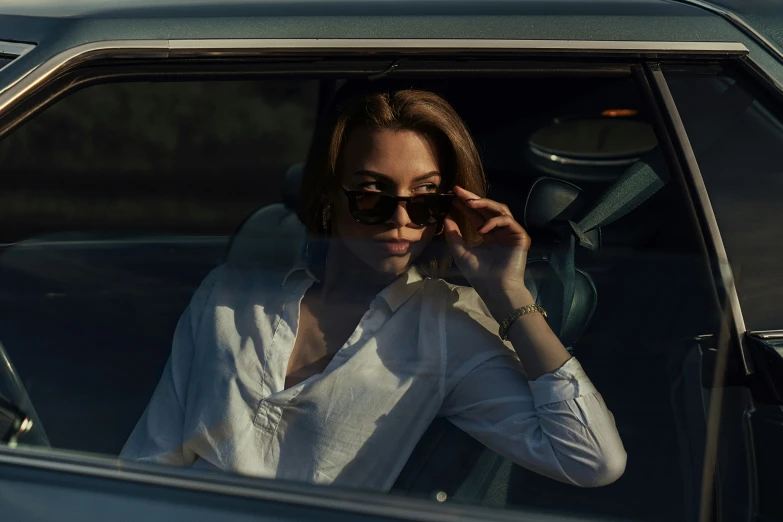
[484,289,573,380]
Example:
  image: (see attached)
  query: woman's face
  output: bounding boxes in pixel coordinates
[332,125,443,276]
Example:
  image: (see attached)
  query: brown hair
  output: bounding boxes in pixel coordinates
[298,85,487,277]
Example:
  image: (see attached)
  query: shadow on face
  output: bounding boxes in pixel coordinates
[332,125,444,276]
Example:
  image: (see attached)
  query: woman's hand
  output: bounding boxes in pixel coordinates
[445,186,572,377]
[443,185,534,318]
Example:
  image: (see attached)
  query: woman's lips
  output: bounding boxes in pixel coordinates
[377,240,411,256]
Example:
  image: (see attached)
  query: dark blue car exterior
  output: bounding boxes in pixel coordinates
[0,1,781,522]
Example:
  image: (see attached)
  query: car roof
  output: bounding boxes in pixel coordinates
[0,0,723,43]
[0,0,781,94]
[0,0,760,49]
[0,0,718,18]
[0,0,728,44]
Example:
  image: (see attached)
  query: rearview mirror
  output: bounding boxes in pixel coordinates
[0,395,34,447]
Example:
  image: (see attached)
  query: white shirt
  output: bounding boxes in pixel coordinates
[121,257,626,491]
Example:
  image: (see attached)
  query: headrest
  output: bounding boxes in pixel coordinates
[523,177,601,249]
[225,162,306,269]
[225,204,306,270]
[523,177,599,349]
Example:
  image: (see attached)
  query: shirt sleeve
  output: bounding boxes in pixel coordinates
[439,287,627,488]
[120,268,220,466]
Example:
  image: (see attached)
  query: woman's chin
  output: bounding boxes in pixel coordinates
[364,253,411,276]
[340,240,423,278]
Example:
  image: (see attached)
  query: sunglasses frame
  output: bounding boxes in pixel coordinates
[341,187,456,227]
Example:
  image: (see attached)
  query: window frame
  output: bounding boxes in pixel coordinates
[0,37,761,521]
[653,55,783,522]
[655,57,783,348]
[662,57,783,335]
[645,63,752,372]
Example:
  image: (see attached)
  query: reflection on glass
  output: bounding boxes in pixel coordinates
[121,86,627,492]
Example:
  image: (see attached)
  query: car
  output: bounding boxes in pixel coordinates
[0,0,781,521]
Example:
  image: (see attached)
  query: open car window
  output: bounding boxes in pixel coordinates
[0,66,735,522]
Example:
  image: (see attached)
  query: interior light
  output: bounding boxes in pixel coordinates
[601,109,638,117]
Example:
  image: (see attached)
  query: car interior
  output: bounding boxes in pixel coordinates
[0,68,726,521]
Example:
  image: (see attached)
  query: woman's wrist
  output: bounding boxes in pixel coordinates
[482,286,537,324]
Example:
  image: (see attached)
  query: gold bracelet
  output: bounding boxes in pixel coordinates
[498,304,547,341]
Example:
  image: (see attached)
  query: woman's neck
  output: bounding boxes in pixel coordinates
[318,239,400,305]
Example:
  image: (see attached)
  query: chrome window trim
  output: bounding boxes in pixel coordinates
[750,330,783,341]
[674,0,783,66]
[166,39,748,53]
[0,40,168,112]
[0,41,35,73]
[0,40,34,58]
[647,64,750,372]
[0,39,748,115]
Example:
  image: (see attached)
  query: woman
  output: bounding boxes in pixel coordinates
[122,87,626,491]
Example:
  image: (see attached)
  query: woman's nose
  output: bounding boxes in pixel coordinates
[387,201,412,228]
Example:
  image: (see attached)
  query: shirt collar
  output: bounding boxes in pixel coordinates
[281,247,425,313]
[377,266,425,313]
[282,241,321,286]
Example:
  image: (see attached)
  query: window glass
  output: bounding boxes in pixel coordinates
[0,79,318,454]
[664,69,783,331]
[0,74,731,522]
[0,81,317,241]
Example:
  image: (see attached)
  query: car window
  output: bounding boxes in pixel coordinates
[0,81,318,242]
[0,73,732,522]
[663,69,783,331]
[0,79,319,454]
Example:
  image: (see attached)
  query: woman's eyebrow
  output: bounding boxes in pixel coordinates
[350,170,392,181]
[350,170,441,182]
[411,171,441,183]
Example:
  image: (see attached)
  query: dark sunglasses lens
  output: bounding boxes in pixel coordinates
[408,194,455,226]
[349,192,397,224]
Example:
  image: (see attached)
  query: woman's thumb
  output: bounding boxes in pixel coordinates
[443,216,467,256]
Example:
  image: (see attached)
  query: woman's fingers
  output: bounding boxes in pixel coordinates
[453,185,481,200]
[453,197,487,230]
[477,215,516,234]
[466,197,512,216]
[452,186,529,248]
[476,215,531,248]
[443,215,464,244]
[454,185,512,218]
[443,215,469,259]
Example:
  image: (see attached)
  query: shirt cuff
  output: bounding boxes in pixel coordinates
[528,357,598,408]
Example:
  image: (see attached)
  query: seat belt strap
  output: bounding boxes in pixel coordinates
[539,150,669,338]
[571,150,670,248]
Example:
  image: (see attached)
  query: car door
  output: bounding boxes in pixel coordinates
[653,61,783,522]
[0,37,776,522]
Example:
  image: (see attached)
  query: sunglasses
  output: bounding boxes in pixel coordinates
[342,188,456,226]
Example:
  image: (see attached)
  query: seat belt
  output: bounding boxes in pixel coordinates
[539,80,754,340]
[450,152,673,504]
[540,150,671,340]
